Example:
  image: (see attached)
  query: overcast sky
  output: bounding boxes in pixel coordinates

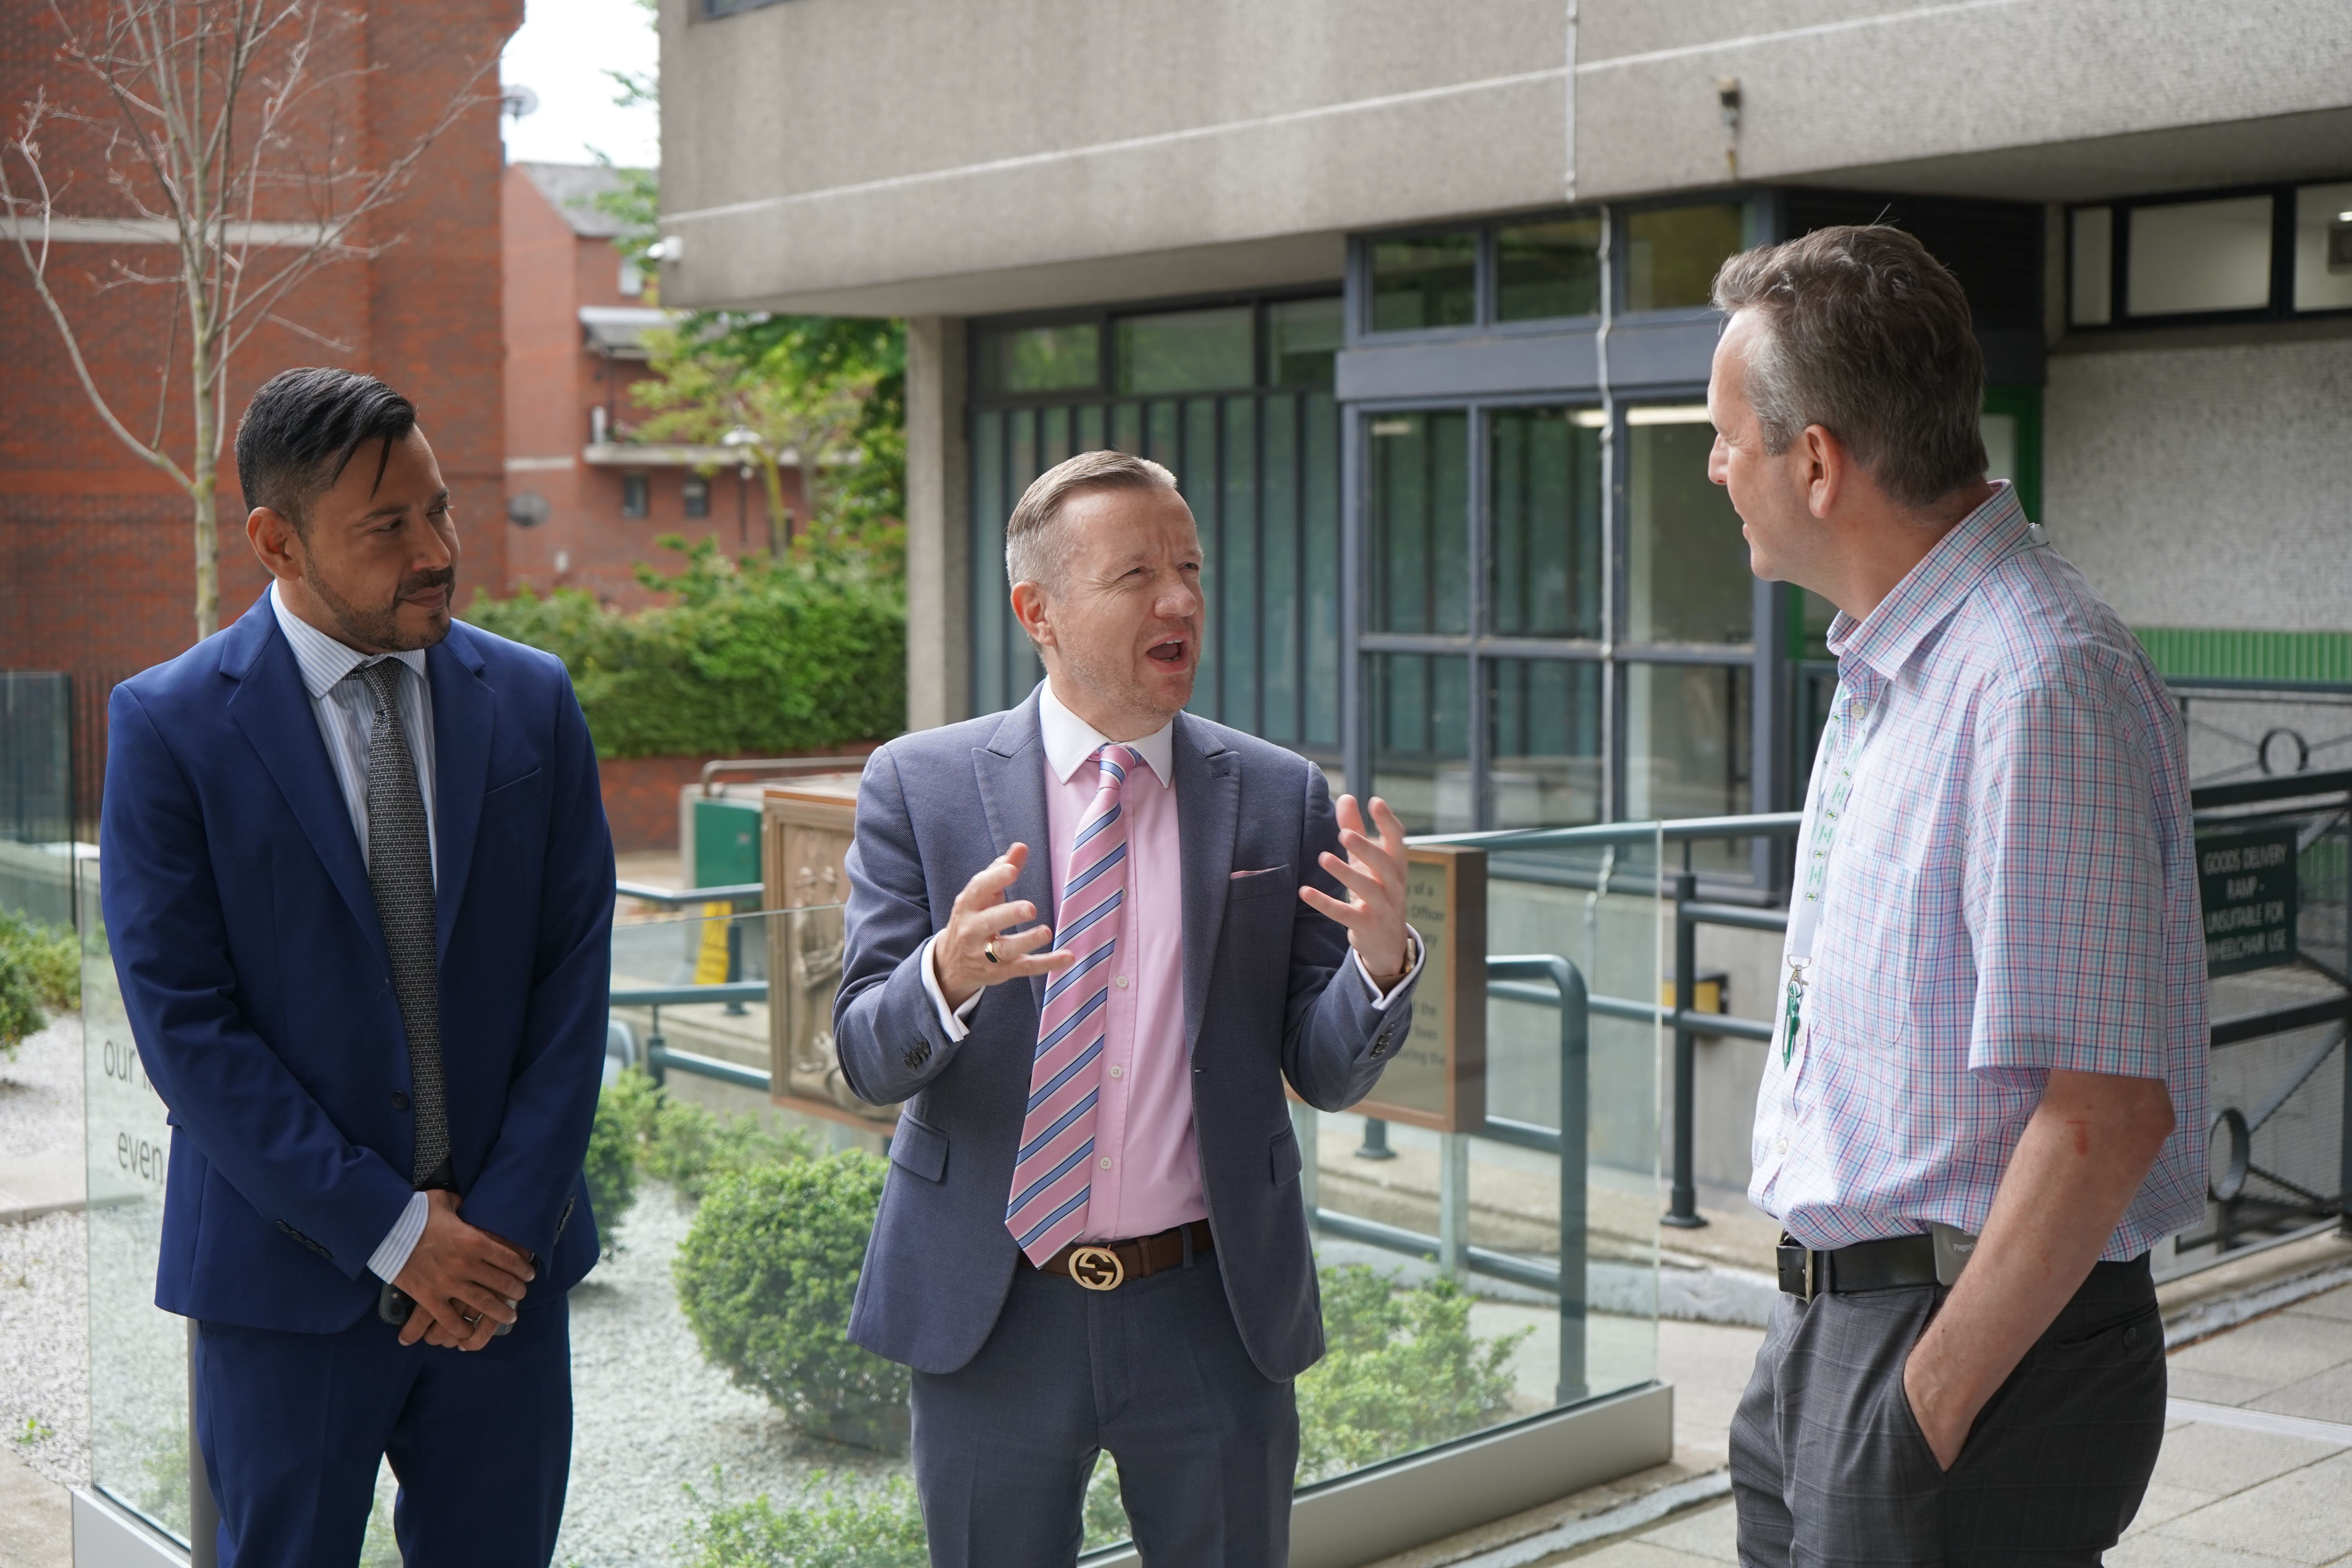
[500,0,661,169]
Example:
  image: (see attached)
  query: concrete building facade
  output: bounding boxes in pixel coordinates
[653,0,2352,862]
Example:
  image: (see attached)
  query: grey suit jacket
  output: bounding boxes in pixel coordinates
[833,691,1417,1381]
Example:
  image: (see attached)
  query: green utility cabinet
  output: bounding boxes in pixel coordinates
[692,795,763,890]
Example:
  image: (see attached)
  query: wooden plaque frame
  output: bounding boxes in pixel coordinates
[1344,843,1487,1133]
[760,777,900,1128]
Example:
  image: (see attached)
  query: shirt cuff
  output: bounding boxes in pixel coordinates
[1354,925,1426,1012]
[918,935,984,1042]
[368,1189,431,1284]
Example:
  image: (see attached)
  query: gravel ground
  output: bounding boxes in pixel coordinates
[555,1183,907,1567]
[0,1014,81,1163]
[0,1018,92,1493]
[0,1014,909,1556]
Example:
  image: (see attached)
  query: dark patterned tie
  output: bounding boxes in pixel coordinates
[355,660,449,1188]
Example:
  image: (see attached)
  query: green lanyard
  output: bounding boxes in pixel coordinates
[1782,682,1869,1067]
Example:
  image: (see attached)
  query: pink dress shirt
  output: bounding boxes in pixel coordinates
[921,682,1422,1242]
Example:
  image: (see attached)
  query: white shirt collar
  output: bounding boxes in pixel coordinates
[269,581,428,699]
[1035,679,1174,788]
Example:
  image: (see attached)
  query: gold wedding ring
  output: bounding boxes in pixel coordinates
[984,937,999,964]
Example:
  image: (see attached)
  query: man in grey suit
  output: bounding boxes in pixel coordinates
[835,449,1424,1567]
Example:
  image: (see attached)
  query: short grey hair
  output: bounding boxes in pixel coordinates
[1711,225,1987,510]
[1004,449,1180,591]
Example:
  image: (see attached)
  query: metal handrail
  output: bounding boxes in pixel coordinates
[699,755,869,795]
[616,880,765,909]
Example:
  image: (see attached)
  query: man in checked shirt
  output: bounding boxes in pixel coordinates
[1705,226,2209,1565]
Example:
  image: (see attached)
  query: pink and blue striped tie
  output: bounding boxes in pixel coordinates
[1006,743,1138,1264]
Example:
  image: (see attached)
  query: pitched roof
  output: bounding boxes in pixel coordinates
[515,161,643,239]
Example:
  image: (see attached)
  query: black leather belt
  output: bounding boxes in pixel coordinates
[1777,1232,1940,1300]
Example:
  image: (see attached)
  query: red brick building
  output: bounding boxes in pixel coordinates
[502,160,807,610]
[0,0,520,828]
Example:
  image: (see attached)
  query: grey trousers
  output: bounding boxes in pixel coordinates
[908,1248,1298,1568]
[1730,1254,2166,1567]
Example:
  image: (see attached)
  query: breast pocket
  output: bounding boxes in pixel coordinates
[1227,866,1296,905]
[1817,851,1919,1046]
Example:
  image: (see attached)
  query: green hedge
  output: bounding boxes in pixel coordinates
[683,1474,927,1568]
[674,1154,911,1454]
[0,909,79,1059]
[469,539,904,760]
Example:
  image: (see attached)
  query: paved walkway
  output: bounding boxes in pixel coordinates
[1541,1281,2352,1567]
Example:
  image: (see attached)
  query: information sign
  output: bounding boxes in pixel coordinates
[2199,826,2299,976]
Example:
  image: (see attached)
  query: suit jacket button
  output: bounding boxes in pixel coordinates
[390,1091,410,1111]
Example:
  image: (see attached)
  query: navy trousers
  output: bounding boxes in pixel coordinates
[193,1296,572,1567]
[909,1249,1298,1568]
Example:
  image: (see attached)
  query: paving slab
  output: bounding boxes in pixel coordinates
[1627,1496,1739,1563]
[2254,1362,2352,1426]
[2168,1310,2352,1389]
[2107,1534,2312,1568]
[1548,1536,1716,1567]
[2121,1482,2215,1537]
[2288,1283,2352,1324]
[2145,1420,2345,1498]
[2168,1365,2283,1406]
[0,1447,70,1568]
[1656,1319,1764,1464]
[2149,1447,2352,1564]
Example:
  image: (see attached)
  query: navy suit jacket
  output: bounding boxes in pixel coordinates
[834,692,1417,1382]
[100,597,615,1333]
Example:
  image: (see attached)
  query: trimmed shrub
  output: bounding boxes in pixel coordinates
[0,909,79,1059]
[1295,1265,1530,1483]
[674,1153,909,1453]
[595,1066,810,1206]
[582,1082,641,1256]
[682,1473,926,1568]
[468,538,904,760]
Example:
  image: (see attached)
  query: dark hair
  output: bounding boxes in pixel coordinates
[234,368,417,533]
[1711,225,1987,510]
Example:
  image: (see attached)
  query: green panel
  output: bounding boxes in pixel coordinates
[693,797,763,889]
[2134,628,2352,684]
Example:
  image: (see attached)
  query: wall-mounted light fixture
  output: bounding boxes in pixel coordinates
[1717,77,1742,180]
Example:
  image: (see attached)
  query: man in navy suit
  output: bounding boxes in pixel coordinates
[835,450,1422,1566]
[101,368,614,1565]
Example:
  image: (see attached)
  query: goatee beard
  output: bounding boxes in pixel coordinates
[313,565,457,653]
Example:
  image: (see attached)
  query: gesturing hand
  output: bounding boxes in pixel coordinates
[393,1189,535,1352]
[933,843,1076,1011]
[1300,795,1412,984]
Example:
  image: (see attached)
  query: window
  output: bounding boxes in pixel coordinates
[1489,408,1602,640]
[1115,306,1253,394]
[1625,407,1750,646]
[618,258,644,298]
[974,323,1100,396]
[621,473,649,518]
[1368,231,1478,332]
[1624,203,1745,312]
[2070,178,2352,327]
[2128,195,2273,317]
[1497,218,1604,322]
[1267,297,1342,388]
[2293,182,2352,312]
[682,475,710,519]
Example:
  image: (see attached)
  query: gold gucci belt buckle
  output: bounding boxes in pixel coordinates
[1067,1245,1125,1291]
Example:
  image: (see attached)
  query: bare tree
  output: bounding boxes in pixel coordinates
[0,0,500,639]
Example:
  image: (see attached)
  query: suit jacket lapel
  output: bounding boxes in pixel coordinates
[428,627,492,963]
[221,602,381,946]
[972,691,1054,1014]
[1173,714,1239,1061]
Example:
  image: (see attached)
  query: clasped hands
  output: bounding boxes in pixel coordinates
[932,793,1414,1012]
[391,1189,535,1351]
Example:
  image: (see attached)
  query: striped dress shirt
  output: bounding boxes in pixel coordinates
[1749,484,2210,1262]
[267,584,437,1281]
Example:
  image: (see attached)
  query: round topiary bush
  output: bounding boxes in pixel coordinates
[581,1079,642,1256]
[673,1151,909,1453]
